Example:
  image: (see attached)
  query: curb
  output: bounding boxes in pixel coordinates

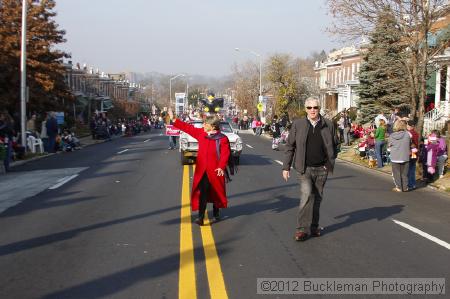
[8,137,113,169]
[337,157,392,177]
[337,157,448,196]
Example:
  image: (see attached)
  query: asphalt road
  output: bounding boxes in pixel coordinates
[0,129,449,299]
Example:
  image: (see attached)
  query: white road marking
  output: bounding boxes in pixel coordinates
[117,149,129,154]
[393,219,450,250]
[274,160,283,165]
[246,144,254,149]
[48,174,79,190]
[144,139,152,143]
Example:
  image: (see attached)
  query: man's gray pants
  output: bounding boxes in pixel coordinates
[297,166,328,233]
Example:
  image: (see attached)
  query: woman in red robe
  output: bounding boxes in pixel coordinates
[172,114,231,225]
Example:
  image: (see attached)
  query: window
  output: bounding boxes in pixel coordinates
[219,122,233,133]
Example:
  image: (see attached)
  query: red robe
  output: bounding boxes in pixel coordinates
[174,119,231,211]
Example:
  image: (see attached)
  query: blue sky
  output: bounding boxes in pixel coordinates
[54,0,339,76]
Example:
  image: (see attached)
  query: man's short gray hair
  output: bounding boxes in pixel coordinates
[305,97,320,107]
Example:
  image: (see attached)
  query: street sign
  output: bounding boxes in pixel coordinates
[257,102,264,112]
[55,112,64,125]
[165,125,180,136]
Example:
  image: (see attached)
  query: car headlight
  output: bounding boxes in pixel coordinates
[235,138,243,151]
[180,138,188,150]
[188,142,198,149]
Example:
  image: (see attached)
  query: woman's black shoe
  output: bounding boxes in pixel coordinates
[311,228,322,237]
[195,218,204,226]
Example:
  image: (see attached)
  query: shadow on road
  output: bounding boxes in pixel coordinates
[327,175,355,181]
[0,207,181,257]
[239,153,273,166]
[324,205,405,235]
[228,183,298,199]
[0,193,100,218]
[40,237,238,299]
[160,194,299,226]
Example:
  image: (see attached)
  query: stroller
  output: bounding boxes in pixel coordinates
[95,123,111,140]
[62,130,81,151]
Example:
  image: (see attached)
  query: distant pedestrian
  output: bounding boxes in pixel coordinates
[375,119,386,168]
[282,97,339,241]
[26,114,37,135]
[90,116,97,139]
[434,131,448,179]
[164,113,177,150]
[343,111,351,146]
[374,111,388,128]
[407,120,419,190]
[388,120,411,192]
[425,133,439,179]
[171,111,231,225]
[418,138,431,182]
[46,112,58,153]
[40,114,49,152]
[0,112,14,172]
[251,118,257,134]
[337,112,345,143]
[243,115,248,129]
[255,117,263,136]
[387,108,398,134]
[271,115,281,150]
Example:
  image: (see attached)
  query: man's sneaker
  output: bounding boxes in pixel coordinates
[195,218,204,226]
[392,187,402,192]
[311,228,322,237]
[294,231,309,241]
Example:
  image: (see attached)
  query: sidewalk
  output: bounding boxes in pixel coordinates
[338,145,450,193]
[246,130,450,193]
[8,135,114,169]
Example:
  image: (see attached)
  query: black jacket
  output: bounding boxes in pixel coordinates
[0,121,13,139]
[46,117,58,137]
[282,116,339,174]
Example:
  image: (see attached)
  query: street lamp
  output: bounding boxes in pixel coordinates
[169,74,185,109]
[235,48,262,103]
[20,0,28,151]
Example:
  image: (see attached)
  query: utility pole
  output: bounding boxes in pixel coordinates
[20,0,28,151]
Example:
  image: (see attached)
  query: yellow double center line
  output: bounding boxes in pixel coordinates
[178,165,228,299]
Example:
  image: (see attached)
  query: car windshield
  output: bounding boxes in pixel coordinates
[219,122,233,133]
[190,122,203,128]
[187,121,233,132]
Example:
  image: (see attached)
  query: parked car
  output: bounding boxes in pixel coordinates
[179,120,243,165]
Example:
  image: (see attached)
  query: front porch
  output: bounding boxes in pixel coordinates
[424,53,450,134]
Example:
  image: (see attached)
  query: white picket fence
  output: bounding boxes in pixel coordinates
[423,101,448,135]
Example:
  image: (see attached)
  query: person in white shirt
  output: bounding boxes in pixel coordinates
[374,111,388,128]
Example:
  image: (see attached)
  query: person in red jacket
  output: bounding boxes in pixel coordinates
[170,111,231,225]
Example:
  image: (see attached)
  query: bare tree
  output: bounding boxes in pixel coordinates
[265,54,317,118]
[231,61,260,115]
[327,0,450,134]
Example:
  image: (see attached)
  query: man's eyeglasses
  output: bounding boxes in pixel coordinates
[306,106,320,110]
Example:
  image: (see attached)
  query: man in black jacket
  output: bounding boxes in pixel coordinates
[46,112,58,153]
[282,97,339,241]
[0,112,14,172]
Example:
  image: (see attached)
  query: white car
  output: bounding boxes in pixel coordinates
[179,121,243,165]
